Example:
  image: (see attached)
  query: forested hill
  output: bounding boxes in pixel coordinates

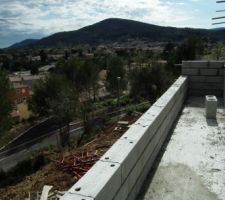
[9,18,225,48]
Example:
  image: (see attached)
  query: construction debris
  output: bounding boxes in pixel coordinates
[40,185,53,200]
[53,151,100,182]
[0,115,140,200]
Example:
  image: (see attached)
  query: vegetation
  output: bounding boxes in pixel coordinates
[15,18,225,48]
[129,61,172,102]
[0,153,48,188]
[29,74,78,146]
[0,70,13,135]
[206,42,225,60]
[107,56,127,94]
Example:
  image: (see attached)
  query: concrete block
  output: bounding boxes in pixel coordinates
[61,193,93,200]
[113,117,171,200]
[219,69,225,76]
[129,83,186,158]
[189,82,223,90]
[188,89,223,97]
[182,61,208,68]
[121,123,151,142]
[191,61,209,68]
[182,61,192,68]
[100,138,139,182]
[126,97,184,200]
[200,69,218,76]
[126,121,172,200]
[173,76,188,85]
[182,68,199,76]
[142,99,182,166]
[68,161,121,200]
[209,61,225,69]
[114,93,185,200]
[205,95,217,119]
[189,76,224,83]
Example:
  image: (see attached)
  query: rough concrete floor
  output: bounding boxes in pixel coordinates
[138,97,225,200]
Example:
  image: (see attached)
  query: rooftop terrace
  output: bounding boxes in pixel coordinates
[60,60,225,200]
[138,97,225,200]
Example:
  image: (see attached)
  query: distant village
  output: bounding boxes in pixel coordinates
[0,42,168,122]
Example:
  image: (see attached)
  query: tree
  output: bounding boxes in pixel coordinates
[29,74,78,146]
[30,65,39,75]
[162,42,175,60]
[107,57,126,94]
[54,57,102,145]
[211,43,224,60]
[48,83,78,147]
[40,50,47,64]
[55,58,85,93]
[0,71,13,134]
[129,61,172,102]
[173,37,204,63]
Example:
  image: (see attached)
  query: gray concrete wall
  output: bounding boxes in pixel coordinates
[182,61,224,97]
[61,76,188,200]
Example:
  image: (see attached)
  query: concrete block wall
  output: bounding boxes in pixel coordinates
[61,76,188,200]
[182,61,224,97]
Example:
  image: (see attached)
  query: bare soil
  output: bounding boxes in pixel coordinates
[0,115,139,200]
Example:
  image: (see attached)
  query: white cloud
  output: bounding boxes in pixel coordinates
[0,0,193,35]
[3,0,215,47]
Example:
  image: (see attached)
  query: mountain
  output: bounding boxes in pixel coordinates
[8,39,39,48]
[9,18,225,48]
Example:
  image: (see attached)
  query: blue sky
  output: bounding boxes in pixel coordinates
[0,0,223,48]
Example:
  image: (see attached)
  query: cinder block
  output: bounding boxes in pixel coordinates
[219,69,225,76]
[182,61,192,68]
[200,69,218,76]
[126,122,171,200]
[173,76,188,85]
[67,161,121,200]
[114,93,185,200]
[182,61,208,68]
[191,61,209,68]
[188,89,223,97]
[100,138,139,182]
[121,123,151,142]
[189,76,224,83]
[61,193,93,200]
[189,82,223,90]
[182,68,199,76]
[205,95,217,119]
[113,114,171,200]
[209,61,225,69]
[127,99,184,200]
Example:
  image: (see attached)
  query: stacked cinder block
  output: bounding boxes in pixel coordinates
[61,77,188,200]
[182,61,225,97]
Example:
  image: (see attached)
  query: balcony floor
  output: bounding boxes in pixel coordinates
[138,97,225,200]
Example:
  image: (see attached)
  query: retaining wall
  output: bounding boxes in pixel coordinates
[182,61,224,97]
[61,76,188,200]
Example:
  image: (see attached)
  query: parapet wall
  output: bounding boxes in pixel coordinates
[61,76,188,200]
[182,61,224,97]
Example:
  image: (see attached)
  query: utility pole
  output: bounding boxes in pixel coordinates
[117,76,121,107]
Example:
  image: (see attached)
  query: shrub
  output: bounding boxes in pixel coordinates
[0,153,48,188]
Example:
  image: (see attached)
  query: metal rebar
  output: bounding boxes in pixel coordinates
[212,21,225,25]
[216,10,225,12]
[212,16,225,20]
